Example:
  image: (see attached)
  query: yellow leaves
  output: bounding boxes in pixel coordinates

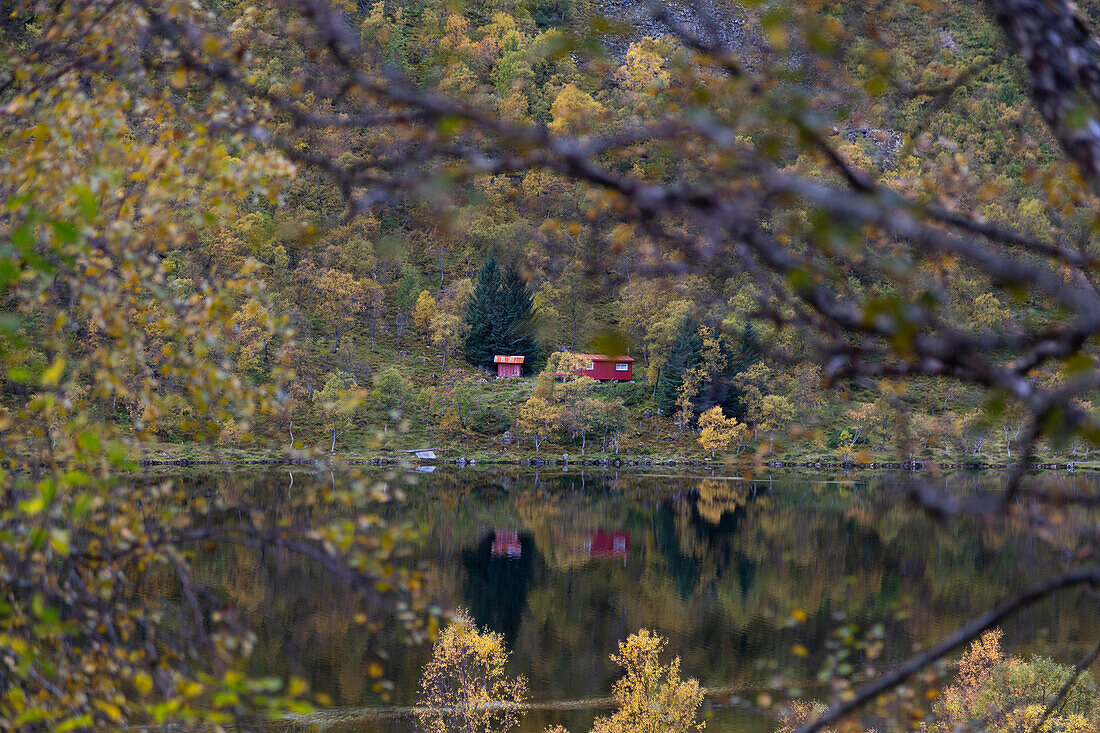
[697,407,747,457]
[968,293,1013,333]
[368,662,385,678]
[48,528,71,556]
[92,699,124,723]
[417,612,528,733]
[609,223,635,250]
[791,608,808,623]
[791,644,810,658]
[54,716,95,732]
[19,494,46,515]
[548,84,606,136]
[132,671,154,695]
[619,38,671,92]
[41,356,65,387]
[179,680,204,698]
[170,68,188,90]
[763,18,787,51]
[6,681,26,712]
[201,35,222,55]
[597,629,705,733]
[413,290,437,336]
[922,628,1100,732]
[517,396,562,451]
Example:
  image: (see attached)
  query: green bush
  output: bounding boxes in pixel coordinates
[826,428,866,449]
[469,405,513,435]
[597,380,646,407]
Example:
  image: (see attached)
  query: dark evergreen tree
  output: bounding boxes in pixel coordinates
[464,256,503,367]
[655,323,702,414]
[719,322,764,420]
[499,267,541,363]
[733,321,762,371]
[464,256,541,371]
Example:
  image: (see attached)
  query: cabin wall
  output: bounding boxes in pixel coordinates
[583,361,632,381]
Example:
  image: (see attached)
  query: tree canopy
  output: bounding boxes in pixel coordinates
[464,256,541,371]
[5,0,1100,730]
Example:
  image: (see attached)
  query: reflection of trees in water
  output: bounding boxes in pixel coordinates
[462,531,537,647]
[167,469,1100,713]
[655,480,757,600]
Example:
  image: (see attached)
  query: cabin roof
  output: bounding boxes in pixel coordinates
[493,355,525,364]
[574,353,634,363]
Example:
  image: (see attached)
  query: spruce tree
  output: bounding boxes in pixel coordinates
[733,321,762,370]
[465,256,503,367]
[719,322,763,420]
[499,268,540,362]
[464,256,541,371]
[655,323,702,415]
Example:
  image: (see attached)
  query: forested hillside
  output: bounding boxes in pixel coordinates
[6,0,1100,731]
[5,0,1091,464]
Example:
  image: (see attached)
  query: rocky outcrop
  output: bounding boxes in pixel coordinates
[583,0,756,55]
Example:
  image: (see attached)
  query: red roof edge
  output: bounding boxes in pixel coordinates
[575,353,634,362]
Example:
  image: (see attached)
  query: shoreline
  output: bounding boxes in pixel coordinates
[128,454,1096,472]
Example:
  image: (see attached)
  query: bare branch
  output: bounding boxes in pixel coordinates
[1029,635,1100,733]
[795,567,1100,733]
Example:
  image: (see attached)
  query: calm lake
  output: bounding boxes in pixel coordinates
[161,467,1100,732]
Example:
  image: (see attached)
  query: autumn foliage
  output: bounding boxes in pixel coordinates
[416,612,529,733]
[923,630,1100,733]
[590,629,706,733]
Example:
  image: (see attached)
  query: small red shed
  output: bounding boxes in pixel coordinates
[576,353,634,381]
[491,529,522,558]
[584,530,630,557]
[494,355,524,378]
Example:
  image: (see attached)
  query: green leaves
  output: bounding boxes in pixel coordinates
[72,184,98,222]
[1063,352,1094,377]
[18,480,56,516]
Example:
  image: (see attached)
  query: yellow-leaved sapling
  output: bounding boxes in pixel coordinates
[417,611,528,733]
[547,629,705,733]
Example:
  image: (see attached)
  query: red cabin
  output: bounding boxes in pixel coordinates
[491,529,522,557]
[494,355,524,378]
[575,354,634,381]
[584,530,629,557]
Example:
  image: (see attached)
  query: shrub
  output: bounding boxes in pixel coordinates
[469,405,513,435]
[589,629,705,733]
[597,380,647,407]
[926,629,1100,732]
[417,611,528,733]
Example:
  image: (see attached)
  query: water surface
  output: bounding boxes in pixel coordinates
[162,468,1100,731]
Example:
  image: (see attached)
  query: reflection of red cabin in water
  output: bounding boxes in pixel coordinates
[491,529,522,557]
[583,530,629,557]
[575,354,634,381]
[494,355,524,379]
